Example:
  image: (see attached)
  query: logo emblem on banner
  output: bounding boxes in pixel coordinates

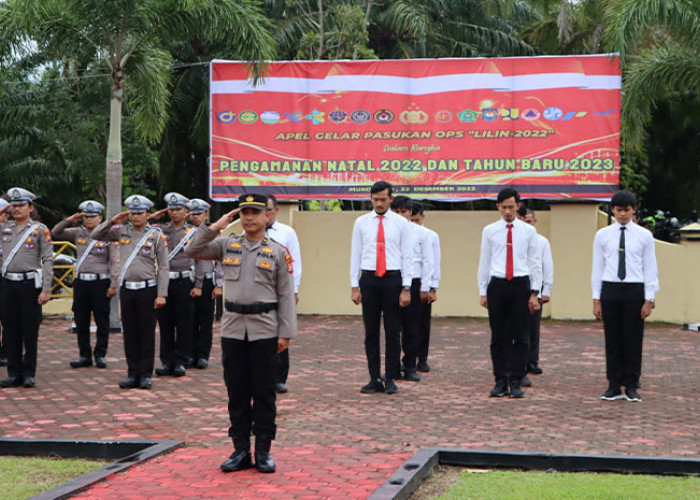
[239,111,258,124]
[482,108,498,121]
[305,110,325,125]
[399,108,428,125]
[434,110,453,123]
[260,111,280,124]
[543,107,563,121]
[329,110,348,123]
[374,109,395,124]
[217,111,237,123]
[501,108,519,121]
[351,110,371,124]
[457,109,479,122]
[284,112,302,124]
[521,108,540,121]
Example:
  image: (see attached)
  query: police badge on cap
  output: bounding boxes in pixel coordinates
[7,187,37,205]
[164,192,189,209]
[124,194,153,213]
[79,200,105,216]
[187,198,211,214]
[237,193,268,210]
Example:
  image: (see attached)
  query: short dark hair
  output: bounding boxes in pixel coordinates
[497,187,520,204]
[370,180,393,196]
[516,203,528,217]
[390,195,411,210]
[611,190,637,208]
[410,200,424,216]
[267,194,278,207]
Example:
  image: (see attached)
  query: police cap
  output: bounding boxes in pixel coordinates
[124,195,154,213]
[238,193,267,211]
[164,192,189,209]
[78,200,105,216]
[7,187,36,205]
[187,198,211,214]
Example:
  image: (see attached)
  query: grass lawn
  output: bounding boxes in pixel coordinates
[0,456,105,499]
[438,470,700,500]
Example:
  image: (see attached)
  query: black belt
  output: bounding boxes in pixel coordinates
[224,301,278,314]
[361,270,399,277]
[491,276,529,282]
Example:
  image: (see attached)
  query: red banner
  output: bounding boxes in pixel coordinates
[210,56,620,201]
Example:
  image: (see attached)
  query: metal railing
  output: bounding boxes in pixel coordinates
[51,241,76,299]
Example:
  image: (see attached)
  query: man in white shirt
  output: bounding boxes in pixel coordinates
[266,195,302,394]
[517,207,553,384]
[410,202,440,373]
[592,190,657,402]
[478,188,542,399]
[350,181,413,395]
[390,197,433,382]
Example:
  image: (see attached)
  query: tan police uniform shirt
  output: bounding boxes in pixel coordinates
[90,221,169,296]
[160,223,195,273]
[185,226,297,341]
[0,220,54,292]
[52,221,119,288]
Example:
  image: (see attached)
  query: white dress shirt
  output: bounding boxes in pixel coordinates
[537,233,554,298]
[477,217,542,295]
[591,220,658,301]
[267,220,302,293]
[410,223,434,292]
[350,209,414,287]
[424,226,441,289]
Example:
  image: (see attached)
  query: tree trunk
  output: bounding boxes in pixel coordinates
[106,85,123,330]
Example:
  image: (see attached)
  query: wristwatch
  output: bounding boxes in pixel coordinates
[403,286,411,291]
[531,290,539,295]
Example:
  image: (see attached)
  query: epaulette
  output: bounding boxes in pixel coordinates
[261,236,269,245]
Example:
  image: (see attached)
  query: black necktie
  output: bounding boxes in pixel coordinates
[618,226,626,280]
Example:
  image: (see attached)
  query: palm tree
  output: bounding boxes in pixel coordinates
[0,0,275,217]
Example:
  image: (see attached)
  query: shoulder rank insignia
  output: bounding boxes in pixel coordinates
[285,252,294,274]
[43,228,52,242]
[77,238,87,244]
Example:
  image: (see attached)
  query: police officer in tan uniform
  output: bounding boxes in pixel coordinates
[91,195,169,390]
[0,198,10,367]
[52,201,119,369]
[0,188,53,388]
[150,192,195,377]
[186,193,297,474]
[187,199,223,369]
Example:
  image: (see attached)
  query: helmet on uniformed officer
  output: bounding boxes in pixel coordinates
[164,192,189,209]
[124,195,154,213]
[7,187,36,206]
[79,200,105,216]
[237,193,267,211]
[187,198,211,214]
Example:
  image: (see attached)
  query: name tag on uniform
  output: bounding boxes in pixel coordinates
[257,260,272,270]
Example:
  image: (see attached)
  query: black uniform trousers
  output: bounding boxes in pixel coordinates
[1,278,41,379]
[222,336,279,440]
[527,307,543,366]
[277,347,290,385]
[157,277,194,367]
[417,301,432,364]
[359,271,402,381]
[72,278,111,359]
[400,278,424,371]
[600,282,645,388]
[120,286,157,380]
[487,276,530,383]
[192,278,215,361]
[0,278,5,359]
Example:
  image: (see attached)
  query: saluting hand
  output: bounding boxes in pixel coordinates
[67,212,84,224]
[148,208,168,222]
[210,208,241,231]
[154,296,166,309]
[110,212,129,225]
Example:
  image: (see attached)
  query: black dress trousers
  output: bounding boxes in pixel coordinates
[157,277,194,366]
[72,278,111,358]
[1,278,41,378]
[192,278,215,361]
[400,278,424,371]
[120,286,157,380]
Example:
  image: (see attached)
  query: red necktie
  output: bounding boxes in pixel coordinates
[506,223,514,281]
[376,215,386,277]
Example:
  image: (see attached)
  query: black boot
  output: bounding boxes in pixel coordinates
[220,438,253,472]
[254,438,275,473]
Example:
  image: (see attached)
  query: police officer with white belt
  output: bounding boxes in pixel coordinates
[186,194,297,474]
[150,192,195,377]
[0,188,53,388]
[188,199,223,369]
[0,198,11,367]
[52,201,119,369]
[91,195,169,390]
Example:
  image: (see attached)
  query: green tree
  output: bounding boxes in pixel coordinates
[0,0,274,217]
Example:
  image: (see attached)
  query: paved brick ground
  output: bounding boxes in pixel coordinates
[1,315,699,498]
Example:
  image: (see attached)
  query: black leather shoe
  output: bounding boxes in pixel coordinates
[220,450,253,472]
[70,357,92,368]
[155,365,172,377]
[509,380,525,398]
[254,451,276,473]
[527,363,543,375]
[385,379,399,394]
[403,370,421,382]
[23,377,35,388]
[489,380,509,397]
[275,382,288,394]
[185,357,196,369]
[196,358,209,369]
[0,376,23,388]
[172,364,186,377]
[118,377,139,389]
[360,379,385,394]
[139,377,152,390]
[0,357,8,367]
[95,357,107,369]
[521,375,532,387]
[417,361,430,373]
